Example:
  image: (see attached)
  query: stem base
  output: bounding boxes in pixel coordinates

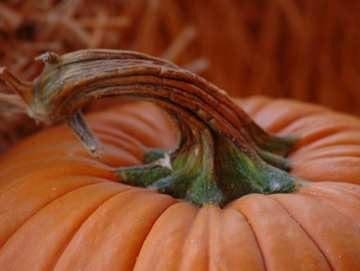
[116,130,296,206]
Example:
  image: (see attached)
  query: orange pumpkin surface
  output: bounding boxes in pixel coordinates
[0,97,359,271]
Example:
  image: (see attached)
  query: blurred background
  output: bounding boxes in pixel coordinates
[0,0,359,115]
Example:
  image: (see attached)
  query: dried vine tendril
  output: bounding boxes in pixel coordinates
[0,49,298,206]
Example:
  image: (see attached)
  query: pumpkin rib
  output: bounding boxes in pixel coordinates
[53,190,176,271]
[0,126,143,171]
[92,115,157,142]
[282,113,360,134]
[1,119,144,165]
[291,145,360,160]
[0,181,126,251]
[207,206,222,270]
[90,107,176,160]
[207,206,219,271]
[0,144,97,170]
[220,208,266,271]
[305,153,360,161]
[291,131,360,154]
[320,182,360,200]
[292,157,360,184]
[300,183,360,205]
[0,175,109,247]
[292,126,357,151]
[0,182,130,270]
[230,206,268,271]
[267,110,324,135]
[102,106,156,127]
[176,206,263,271]
[101,102,174,135]
[0,158,116,188]
[92,133,145,165]
[132,202,198,271]
[300,189,360,215]
[282,117,360,146]
[93,117,159,146]
[230,195,332,271]
[280,112,360,131]
[299,191,360,223]
[127,195,177,271]
[92,113,174,149]
[222,207,266,271]
[49,187,136,271]
[116,106,172,135]
[272,194,360,270]
[94,128,147,157]
[246,100,325,134]
[0,166,108,198]
[177,206,210,271]
[290,131,360,157]
[0,148,139,176]
[269,196,334,271]
[0,161,113,202]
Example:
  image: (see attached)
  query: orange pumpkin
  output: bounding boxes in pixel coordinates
[0,96,359,271]
[0,49,359,271]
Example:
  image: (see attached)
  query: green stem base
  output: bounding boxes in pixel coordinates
[116,128,296,206]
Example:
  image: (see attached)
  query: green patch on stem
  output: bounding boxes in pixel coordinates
[116,129,296,206]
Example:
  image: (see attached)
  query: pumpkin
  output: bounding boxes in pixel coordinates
[0,50,359,271]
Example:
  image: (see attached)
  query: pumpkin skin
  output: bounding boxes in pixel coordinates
[0,97,359,271]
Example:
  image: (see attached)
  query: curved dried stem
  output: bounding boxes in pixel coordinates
[0,49,298,205]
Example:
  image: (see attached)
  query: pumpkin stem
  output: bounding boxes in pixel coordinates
[118,112,226,205]
[117,109,295,206]
[0,49,298,206]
